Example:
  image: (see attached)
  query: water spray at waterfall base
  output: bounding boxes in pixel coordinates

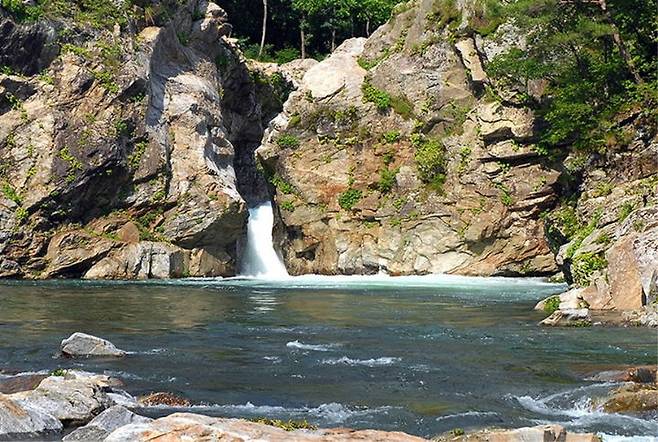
[240,202,289,279]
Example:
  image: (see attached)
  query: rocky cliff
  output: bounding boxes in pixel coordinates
[0,0,287,279]
[1,0,656,306]
[259,0,560,276]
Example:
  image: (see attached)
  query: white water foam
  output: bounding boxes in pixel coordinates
[240,202,289,278]
[600,435,658,442]
[158,402,395,424]
[514,384,658,434]
[321,356,400,367]
[435,411,499,422]
[286,340,339,352]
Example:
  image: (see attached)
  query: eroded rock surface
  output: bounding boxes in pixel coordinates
[258,2,559,277]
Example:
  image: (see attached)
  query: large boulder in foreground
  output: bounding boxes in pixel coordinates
[61,333,126,358]
[10,371,115,425]
[0,394,63,440]
[63,406,151,441]
[0,370,127,439]
[104,412,427,441]
[434,425,599,442]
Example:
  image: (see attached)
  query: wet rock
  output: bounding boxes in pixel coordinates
[60,332,126,358]
[599,383,658,414]
[434,424,599,442]
[104,412,428,441]
[63,406,151,441]
[138,392,191,407]
[0,394,63,440]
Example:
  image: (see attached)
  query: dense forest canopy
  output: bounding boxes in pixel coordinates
[216,0,404,61]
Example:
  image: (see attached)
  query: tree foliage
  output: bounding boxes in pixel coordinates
[218,0,402,60]
[486,0,657,153]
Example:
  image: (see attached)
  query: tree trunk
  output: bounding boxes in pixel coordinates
[366,18,370,36]
[331,27,336,52]
[597,0,643,83]
[258,0,268,59]
[300,25,306,60]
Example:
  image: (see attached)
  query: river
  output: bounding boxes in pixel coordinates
[0,275,655,440]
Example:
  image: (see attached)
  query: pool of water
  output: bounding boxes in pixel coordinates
[0,275,655,439]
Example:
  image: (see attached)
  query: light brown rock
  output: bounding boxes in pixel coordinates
[606,236,644,310]
[104,412,428,442]
[600,384,658,414]
[116,222,140,243]
[434,424,599,442]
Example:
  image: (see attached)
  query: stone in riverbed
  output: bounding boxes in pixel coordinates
[63,405,151,441]
[540,308,591,327]
[61,332,126,357]
[587,366,657,384]
[598,383,658,414]
[138,392,191,407]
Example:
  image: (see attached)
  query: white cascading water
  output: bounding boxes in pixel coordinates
[240,202,289,278]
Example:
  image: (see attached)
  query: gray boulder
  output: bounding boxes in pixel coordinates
[61,333,126,357]
[0,394,62,440]
[63,406,151,441]
[11,371,114,424]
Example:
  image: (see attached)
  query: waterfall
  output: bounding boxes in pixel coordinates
[240,202,289,278]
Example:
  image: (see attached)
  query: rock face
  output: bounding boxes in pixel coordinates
[537,108,658,323]
[258,1,560,276]
[0,1,287,279]
[60,332,126,357]
[104,412,427,442]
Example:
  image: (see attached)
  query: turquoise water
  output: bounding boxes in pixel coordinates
[0,276,656,439]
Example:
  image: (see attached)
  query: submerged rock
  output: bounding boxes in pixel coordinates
[60,332,126,358]
[104,412,428,441]
[63,405,151,441]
